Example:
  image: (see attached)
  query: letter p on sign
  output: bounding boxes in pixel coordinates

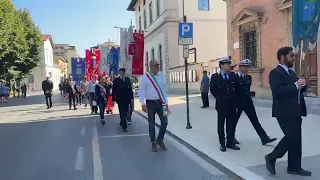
[182,24,190,36]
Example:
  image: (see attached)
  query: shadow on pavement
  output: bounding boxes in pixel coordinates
[0,94,46,108]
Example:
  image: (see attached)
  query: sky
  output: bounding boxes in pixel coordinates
[12,0,135,57]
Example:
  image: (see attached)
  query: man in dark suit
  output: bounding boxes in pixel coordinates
[112,68,134,132]
[65,77,77,110]
[233,59,277,145]
[210,56,240,152]
[265,47,311,176]
[42,76,53,109]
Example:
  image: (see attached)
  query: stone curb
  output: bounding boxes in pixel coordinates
[134,110,266,180]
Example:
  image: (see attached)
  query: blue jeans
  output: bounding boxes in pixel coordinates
[98,101,106,120]
[146,100,168,142]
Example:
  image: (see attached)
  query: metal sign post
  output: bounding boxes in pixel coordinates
[178,16,193,129]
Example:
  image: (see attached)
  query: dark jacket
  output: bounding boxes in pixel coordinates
[269,65,307,118]
[65,82,76,95]
[95,84,110,103]
[235,73,253,109]
[210,72,240,112]
[42,80,53,95]
[112,77,133,104]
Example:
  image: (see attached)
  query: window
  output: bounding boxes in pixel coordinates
[146,51,149,71]
[151,48,155,61]
[139,16,142,31]
[239,25,258,67]
[138,6,141,12]
[143,0,146,6]
[143,10,147,29]
[158,44,163,71]
[198,0,209,11]
[156,0,160,17]
[149,2,153,24]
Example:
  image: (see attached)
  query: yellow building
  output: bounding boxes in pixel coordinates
[53,55,68,80]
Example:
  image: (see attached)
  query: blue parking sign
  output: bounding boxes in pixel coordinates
[179,23,193,38]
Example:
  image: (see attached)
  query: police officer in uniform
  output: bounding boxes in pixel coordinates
[210,56,240,152]
[233,59,277,145]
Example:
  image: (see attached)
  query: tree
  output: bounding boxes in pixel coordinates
[0,0,42,81]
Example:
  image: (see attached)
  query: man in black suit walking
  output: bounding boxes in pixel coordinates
[42,76,53,109]
[265,47,311,176]
[112,68,134,132]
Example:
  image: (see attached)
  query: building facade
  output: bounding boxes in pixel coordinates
[54,44,77,75]
[30,35,60,91]
[225,0,319,98]
[53,55,68,81]
[127,0,228,92]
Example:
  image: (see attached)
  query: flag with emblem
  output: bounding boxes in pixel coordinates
[292,0,320,57]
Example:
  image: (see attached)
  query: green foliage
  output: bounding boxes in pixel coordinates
[0,0,42,81]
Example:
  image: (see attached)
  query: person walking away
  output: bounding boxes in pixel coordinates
[23,83,27,97]
[139,60,170,152]
[233,59,277,145]
[105,76,113,114]
[0,80,6,103]
[127,77,135,125]
[87,75,98,114]
[5,84,10,101]
[112,68,134,132]
[210,56,240,152]
[12,83,16,97]
[59,82,63,96]
[95,76,109,125]
[81,81,88,108]
[200,70,210,108]
[265,47,311,176]
[42,76,53,109]
[66,77,77,110]
[74,83,81,105]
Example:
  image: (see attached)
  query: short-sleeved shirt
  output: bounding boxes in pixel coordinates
[201,75,210,92]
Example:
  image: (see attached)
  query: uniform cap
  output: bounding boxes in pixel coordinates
[238,59,251,66]
[216,56,232,64]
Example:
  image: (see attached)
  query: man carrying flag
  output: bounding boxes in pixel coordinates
[139,60,170,152]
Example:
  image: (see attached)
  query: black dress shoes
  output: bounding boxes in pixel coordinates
[265,154,276,175]
[262,137,277,145]
[287,168,312,176]
[220,144,226,152]
[234,138,240,144]
[226,144,240,150]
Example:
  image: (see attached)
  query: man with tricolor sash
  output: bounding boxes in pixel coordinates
[139,60,170,152]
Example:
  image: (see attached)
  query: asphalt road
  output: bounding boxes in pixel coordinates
[0,94,232,180]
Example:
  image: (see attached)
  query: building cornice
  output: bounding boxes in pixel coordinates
[275,0,292,11]
[231,8,263,26]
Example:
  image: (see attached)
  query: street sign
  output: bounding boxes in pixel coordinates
[183,45,189,58]
[178,22,193,45]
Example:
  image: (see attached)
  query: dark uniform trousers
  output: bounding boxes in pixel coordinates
[210,73,238,146]
[68,94,76,109]
[118,103,129,129]
[234,97,269,141]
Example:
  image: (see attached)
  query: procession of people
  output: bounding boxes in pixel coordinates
[37,48,311,177]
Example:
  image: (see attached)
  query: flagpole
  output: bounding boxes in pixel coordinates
[298,40,304,104]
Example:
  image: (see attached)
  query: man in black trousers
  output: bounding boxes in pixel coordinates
[42,76,53,109]
[200,70,210,108]
[65,77,77,110]
[210,56,240,152]
[265,47,311,176]
[233,59,277,145]
[112,68,134,132]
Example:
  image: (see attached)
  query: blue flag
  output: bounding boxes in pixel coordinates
[292,0,320,54]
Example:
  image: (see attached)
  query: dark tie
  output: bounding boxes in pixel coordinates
[224,73,228,80]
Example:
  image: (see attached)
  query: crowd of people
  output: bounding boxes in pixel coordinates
[0,80,30,104]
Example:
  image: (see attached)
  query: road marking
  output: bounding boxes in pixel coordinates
[92,120,104,180]
[75,147,84,171]
[81,126,86,135]
[100,134,149,138]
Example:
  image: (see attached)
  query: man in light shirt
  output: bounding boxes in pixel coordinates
[139,60,168,152]
[87,75,98,114]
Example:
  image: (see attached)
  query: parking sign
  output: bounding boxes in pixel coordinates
[178,22,193,45]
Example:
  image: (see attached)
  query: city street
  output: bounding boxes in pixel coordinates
[0,94,231,180]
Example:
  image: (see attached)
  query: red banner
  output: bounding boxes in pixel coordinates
[128,43,136,56]
[85,49,100,81]
[132,32,144,75]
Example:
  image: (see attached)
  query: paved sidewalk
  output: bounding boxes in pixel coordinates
[134,94,320,180]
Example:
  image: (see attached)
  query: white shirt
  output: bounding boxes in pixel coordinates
[87,80,97,93]
[139,72,168,105]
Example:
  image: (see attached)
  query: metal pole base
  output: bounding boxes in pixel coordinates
[186,123,192,129]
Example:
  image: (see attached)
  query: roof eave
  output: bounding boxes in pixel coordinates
[127,0,138,11]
